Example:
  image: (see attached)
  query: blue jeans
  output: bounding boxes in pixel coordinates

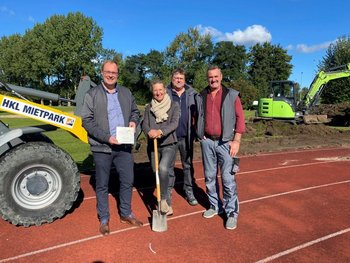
[200,138,239,218]
[93,145,134,222]
[148,143,177,200]
[167,138,195,204]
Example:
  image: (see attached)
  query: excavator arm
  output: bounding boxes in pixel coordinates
[302,63,350,111]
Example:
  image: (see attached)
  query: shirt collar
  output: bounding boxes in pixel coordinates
[102,82,117,94]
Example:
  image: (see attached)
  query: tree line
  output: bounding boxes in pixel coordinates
[0,12,349,107]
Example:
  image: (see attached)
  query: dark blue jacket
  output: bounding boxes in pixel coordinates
[166,84,198,146]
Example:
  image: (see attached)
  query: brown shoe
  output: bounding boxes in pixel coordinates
[99,222,110,235]
[120,215,143,227]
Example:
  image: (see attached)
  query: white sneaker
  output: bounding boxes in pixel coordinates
[160,200,169,214]
[166,206,173,216]
[225,215,237,230]
[203,206,223,219]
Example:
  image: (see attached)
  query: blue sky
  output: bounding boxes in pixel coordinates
[0,0,349,88]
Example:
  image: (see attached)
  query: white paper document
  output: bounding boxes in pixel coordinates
[116,127,135,144]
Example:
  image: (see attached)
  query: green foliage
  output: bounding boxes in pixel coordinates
[248,42,292,97]
[122,53,147,92]
[0,12,103,100]
[244,110,255,120]
[133,89,152,105]
[164,27,213,84]
[212,42,248,82]
[0,34,26,84]
[145,50,168,80]
[225,78,258,110]
[319,36,350,104]
[121,50,171,103]
[192,64,208,91]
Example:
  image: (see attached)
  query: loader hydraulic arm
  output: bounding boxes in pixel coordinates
[0,94,88,143]
[303,63,350,110]
[0,80,89,143]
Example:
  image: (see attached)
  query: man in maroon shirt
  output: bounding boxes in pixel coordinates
[196,65,245,230]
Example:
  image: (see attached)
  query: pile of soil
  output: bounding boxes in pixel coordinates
[239,121,350,156]
[310,102,350,126]
[133,121,350,162]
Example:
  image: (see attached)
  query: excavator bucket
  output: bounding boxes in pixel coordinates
[303,114,329,124]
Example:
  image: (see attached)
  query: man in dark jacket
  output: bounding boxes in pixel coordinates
[81,60,143,235]
[166,69,198,215]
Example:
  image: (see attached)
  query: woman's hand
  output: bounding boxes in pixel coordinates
[148,129,162,139]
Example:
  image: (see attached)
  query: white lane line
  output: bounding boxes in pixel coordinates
[79,146,350,178]
[195,146,350,160]
[81,159,350,201]
[241,180,350,204]
[1,179,349,263]
[82,158,348,181]
[255,228,350,263]
[0,227,144,263]
[239,159,350,175]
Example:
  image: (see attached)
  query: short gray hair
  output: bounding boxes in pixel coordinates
[150,79,165,91]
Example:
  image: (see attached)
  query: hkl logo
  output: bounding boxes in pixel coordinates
[65,118,75,126]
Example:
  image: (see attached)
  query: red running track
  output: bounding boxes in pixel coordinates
[0,147,349,262]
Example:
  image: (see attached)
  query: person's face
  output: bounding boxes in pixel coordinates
[152,83,166,102]
[171,73,185,91]
[207,68,222,91]
[101,62,118,88]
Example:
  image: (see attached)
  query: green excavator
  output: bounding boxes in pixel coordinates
[256,63,350,124]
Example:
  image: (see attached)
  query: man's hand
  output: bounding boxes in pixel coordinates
[229,133,242,157]
[228,140,240,157]
[129,122,136,133]
[108,136,119,145]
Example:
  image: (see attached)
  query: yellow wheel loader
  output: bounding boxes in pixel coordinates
[0,76,95,227]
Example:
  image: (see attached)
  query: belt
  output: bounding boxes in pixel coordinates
[205,134,221,141]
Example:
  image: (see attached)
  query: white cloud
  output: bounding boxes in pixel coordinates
[197,24,272,46]
[28,16,35,23]
[0,6,15,16]
[285,44,294,50]
[222,25,272,45]
[197,24,334,54]
[286,40,336,53]
[295,40,335,53]
[196,25,223,38]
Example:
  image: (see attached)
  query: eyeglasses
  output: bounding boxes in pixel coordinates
[103,71,119,76]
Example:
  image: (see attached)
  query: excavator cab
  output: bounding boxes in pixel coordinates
[257,80,298,119]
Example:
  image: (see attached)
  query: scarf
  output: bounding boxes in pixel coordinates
[151,93,171,123]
